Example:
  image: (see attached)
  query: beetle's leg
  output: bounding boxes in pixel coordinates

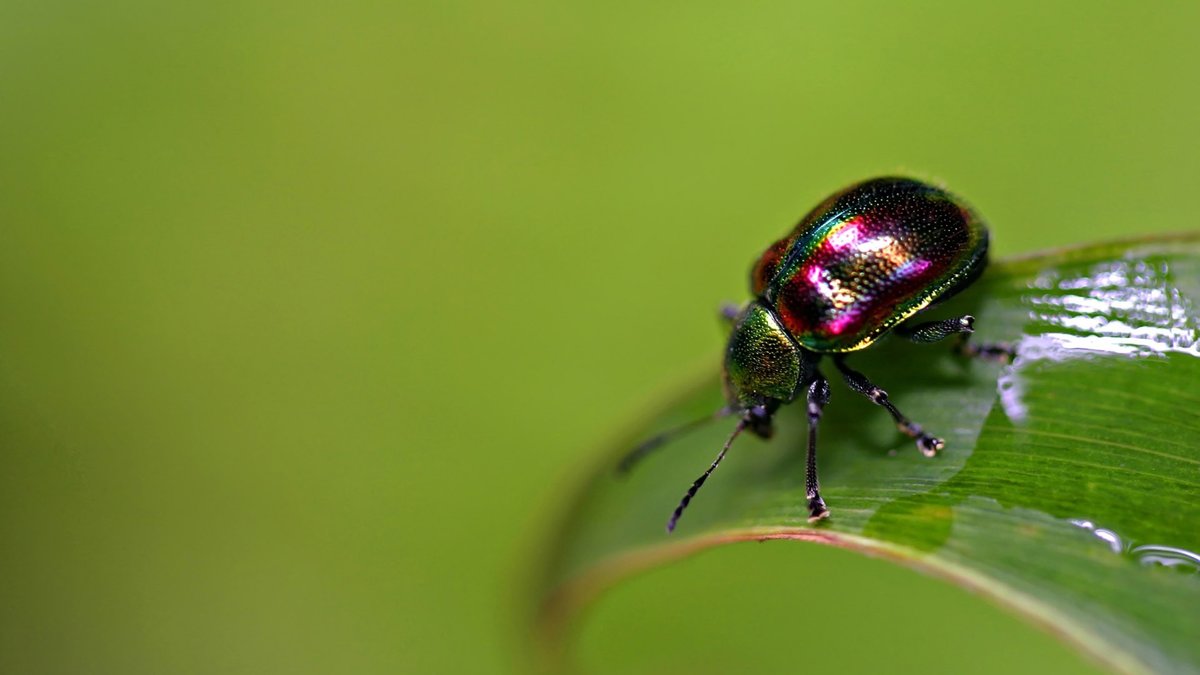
[898,314,1015,363]
[833,356,943,457]
[718,302,741,325]
[898,315,975,342]
[804,369,832,522]
[954,335,1016,363]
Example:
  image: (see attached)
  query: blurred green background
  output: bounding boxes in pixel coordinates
[2,2,1197,673]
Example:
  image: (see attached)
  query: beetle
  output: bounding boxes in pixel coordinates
[618,177,1013,532]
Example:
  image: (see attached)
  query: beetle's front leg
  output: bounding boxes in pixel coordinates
[804,370,832,522]
[898,314,1014,363]
[718,302,741,326]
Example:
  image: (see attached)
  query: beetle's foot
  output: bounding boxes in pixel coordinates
[917,434,944,458]
[897,421,943,457]
[806,493,830,522]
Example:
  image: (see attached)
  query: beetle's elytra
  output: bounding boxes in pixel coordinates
[619,177,1013,532]
[752,178,988,353]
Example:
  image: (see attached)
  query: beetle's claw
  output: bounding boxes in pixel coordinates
[918,435,944,457]
[807,494,830,522]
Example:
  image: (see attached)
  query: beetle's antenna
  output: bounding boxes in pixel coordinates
[616,407,734,474]
[667,416,748,533]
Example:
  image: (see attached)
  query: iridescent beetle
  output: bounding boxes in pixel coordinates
[619,177,1012,532]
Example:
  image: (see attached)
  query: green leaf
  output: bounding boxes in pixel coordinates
[535,234,1200,674]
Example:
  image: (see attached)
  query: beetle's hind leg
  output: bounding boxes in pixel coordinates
[955,334,1016,363]
[897,315,974,342]
[832,356,943,458]
[897,314,1015,363]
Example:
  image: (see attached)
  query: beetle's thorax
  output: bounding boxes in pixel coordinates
[722,302,811,408]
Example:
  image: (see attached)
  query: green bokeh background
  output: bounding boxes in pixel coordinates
[2,2,1197,673]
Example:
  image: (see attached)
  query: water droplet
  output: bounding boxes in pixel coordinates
[1069,518,1125,554]
[1131,545,1200,574]
[1069,519,1200,574]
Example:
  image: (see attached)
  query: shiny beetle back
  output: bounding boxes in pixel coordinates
[750,177,988,352]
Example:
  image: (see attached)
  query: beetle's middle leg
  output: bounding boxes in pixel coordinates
[832,356,943,457]
[897,314,1014,363]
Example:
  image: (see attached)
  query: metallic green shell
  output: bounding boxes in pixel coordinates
[723,303,803,405]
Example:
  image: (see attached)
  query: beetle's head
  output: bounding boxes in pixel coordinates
[616,301,811,531]
[723,302,810,416]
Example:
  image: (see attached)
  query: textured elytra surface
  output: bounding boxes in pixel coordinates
[752,177,988,352]
[538,236,1200,675]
